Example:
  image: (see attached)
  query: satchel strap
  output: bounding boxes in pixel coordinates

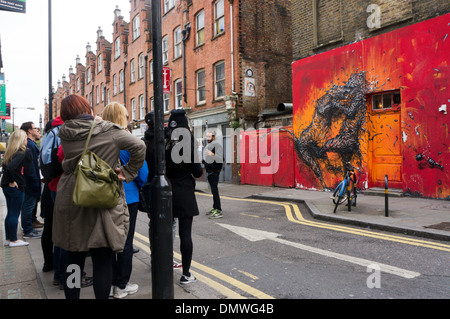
[81,121,97,157]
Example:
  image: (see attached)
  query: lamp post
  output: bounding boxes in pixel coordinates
[12,107,35,132]
[48,0,53,120]
[150,0,173,299]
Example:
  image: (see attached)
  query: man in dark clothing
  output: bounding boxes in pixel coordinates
[19,122,42,238]
[204,131,223,219]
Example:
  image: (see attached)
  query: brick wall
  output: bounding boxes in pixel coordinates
[293,0,450,61]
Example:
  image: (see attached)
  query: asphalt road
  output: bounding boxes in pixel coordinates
[133,192,450,299]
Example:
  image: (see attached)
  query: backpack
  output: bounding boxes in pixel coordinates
[40,126,63,181]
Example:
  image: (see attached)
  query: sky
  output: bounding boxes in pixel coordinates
[0,0,131,129]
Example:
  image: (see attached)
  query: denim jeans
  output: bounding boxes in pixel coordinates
[207,171,221,210]
[21,193,38,235]
[112,202,138,289]
[3,187,25,242]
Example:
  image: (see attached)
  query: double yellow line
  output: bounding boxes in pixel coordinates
[204,193,450,252]
[133,193,449,300]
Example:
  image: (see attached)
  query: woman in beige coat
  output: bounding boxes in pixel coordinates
[52,95,145,299]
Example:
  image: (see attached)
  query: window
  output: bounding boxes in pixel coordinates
[196,11,205,46]
[130,59,136,83]
[131,98,136,121]
[175,79,183,109]
[214,61,225,99]
[150,60,153,82]
[151,97,154,111]
[164,93,169,113]
[96,85,99,104]
[107,89,110,104]
[113,74,118,95]
[139,95,145,119]
[86,68,91,84]
[97,54,102,73]
[214,0,225,36]
[133,14,140,40]
[115,37,120,59]
[174,27,182,59]
[101,83,104,102]
[372,91,401,110]
[196,69,206,104]
[138,54,144,79]
[119,70,124,92]
[164,0,174,13]
[162,36,169,65]
[77,78,80,91]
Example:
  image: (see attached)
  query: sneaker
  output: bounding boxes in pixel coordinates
[23,231,42,239]
[109,286,116,297]
[180,273,197,285]
[4,240,10,246]
[173,261,182,269]
[209,209,223,219]
[113,283,139,299]
[9,240,30,247]
[206,208,215,216]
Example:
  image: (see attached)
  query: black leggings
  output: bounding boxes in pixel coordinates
[64,247,113,299]
[178,217,193,276]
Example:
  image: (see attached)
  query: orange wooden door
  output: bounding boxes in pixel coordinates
[369,102,403,189]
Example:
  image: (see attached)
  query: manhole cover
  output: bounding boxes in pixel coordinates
[424,222,450,231]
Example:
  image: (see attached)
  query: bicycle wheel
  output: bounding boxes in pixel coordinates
[332,182,348,205]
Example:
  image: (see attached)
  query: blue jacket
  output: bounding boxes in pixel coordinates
[25,138,41,198]
[120,150,148,204]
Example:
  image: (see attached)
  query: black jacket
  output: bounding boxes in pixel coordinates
[1,150,31,192]
[203,141,223,173]
[165,129,203,218]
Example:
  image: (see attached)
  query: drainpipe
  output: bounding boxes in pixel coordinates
[230,0,235,92]
[145,55,149,113]
[182,25,191,103]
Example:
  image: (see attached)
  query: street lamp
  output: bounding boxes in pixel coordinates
[12,107,35,132]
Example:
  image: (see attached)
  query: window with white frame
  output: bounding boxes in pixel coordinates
[139,94,145,119]
[115,37,120,59]
[175,79,182,109]
[101,83,104,102]
[113,74,117,95]
[98,54,102,73]
[214,61,225,99]
[164,0,174,13]
[150,60,153,82]
[131,98,136,121]
[107,89,110,103]
[138,54,144,79]
[196,69,205,104]
[196,10,205,46]
[214,0,225,36]
[151,97,154,111]
[130,59,136,83]
[119,70,124,92]
[133,14,140,40]
[163,93,169,113]
[86,68,91,84]
[162,36,168,65]
[174,27,182,59]
[96,85,99,104]
[77,78,80,91]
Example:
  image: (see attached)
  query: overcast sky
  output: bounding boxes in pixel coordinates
[0,0,131,129]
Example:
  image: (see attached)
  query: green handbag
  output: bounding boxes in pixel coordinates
[72,121,120,209]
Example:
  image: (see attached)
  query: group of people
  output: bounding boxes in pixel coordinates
[1,94,224,299]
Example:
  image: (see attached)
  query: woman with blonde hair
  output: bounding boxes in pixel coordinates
[102,102,149,298]
[1,129,31,247]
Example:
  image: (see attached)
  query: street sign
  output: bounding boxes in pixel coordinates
[163,66,171,94]
[0,0,26,13]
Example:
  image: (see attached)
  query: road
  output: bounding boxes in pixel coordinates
[132,192,450,299]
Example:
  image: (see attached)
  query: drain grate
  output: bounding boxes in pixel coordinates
[424,222,450,231]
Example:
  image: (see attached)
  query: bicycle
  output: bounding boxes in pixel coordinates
[331,162,362,213]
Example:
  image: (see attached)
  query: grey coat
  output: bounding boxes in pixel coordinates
[52,119,146,253]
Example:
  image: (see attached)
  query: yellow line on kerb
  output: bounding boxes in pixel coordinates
[133,232,273,299]
[196,193,450,252]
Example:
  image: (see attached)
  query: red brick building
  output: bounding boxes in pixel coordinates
[45,0,292,182]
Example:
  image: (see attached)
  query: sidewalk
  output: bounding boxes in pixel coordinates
[0,194,196,300]
[195,181,450,242]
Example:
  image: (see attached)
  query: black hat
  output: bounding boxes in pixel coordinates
[145,111,154,130]
[168,109,189,128]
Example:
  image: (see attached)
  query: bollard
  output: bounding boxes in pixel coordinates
[385,175,389,217]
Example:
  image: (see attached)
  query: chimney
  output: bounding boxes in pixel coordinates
[114,5,121,18]
[76,55,81,65]
[86,42,91,54]
[97,26,103,38]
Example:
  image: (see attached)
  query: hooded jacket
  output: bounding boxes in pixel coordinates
[52,118,146,253]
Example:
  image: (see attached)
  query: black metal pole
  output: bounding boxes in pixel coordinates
[385,175,389,217]
[150,0,173,299]
[144,55,148,113]
[48,0,53,120]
